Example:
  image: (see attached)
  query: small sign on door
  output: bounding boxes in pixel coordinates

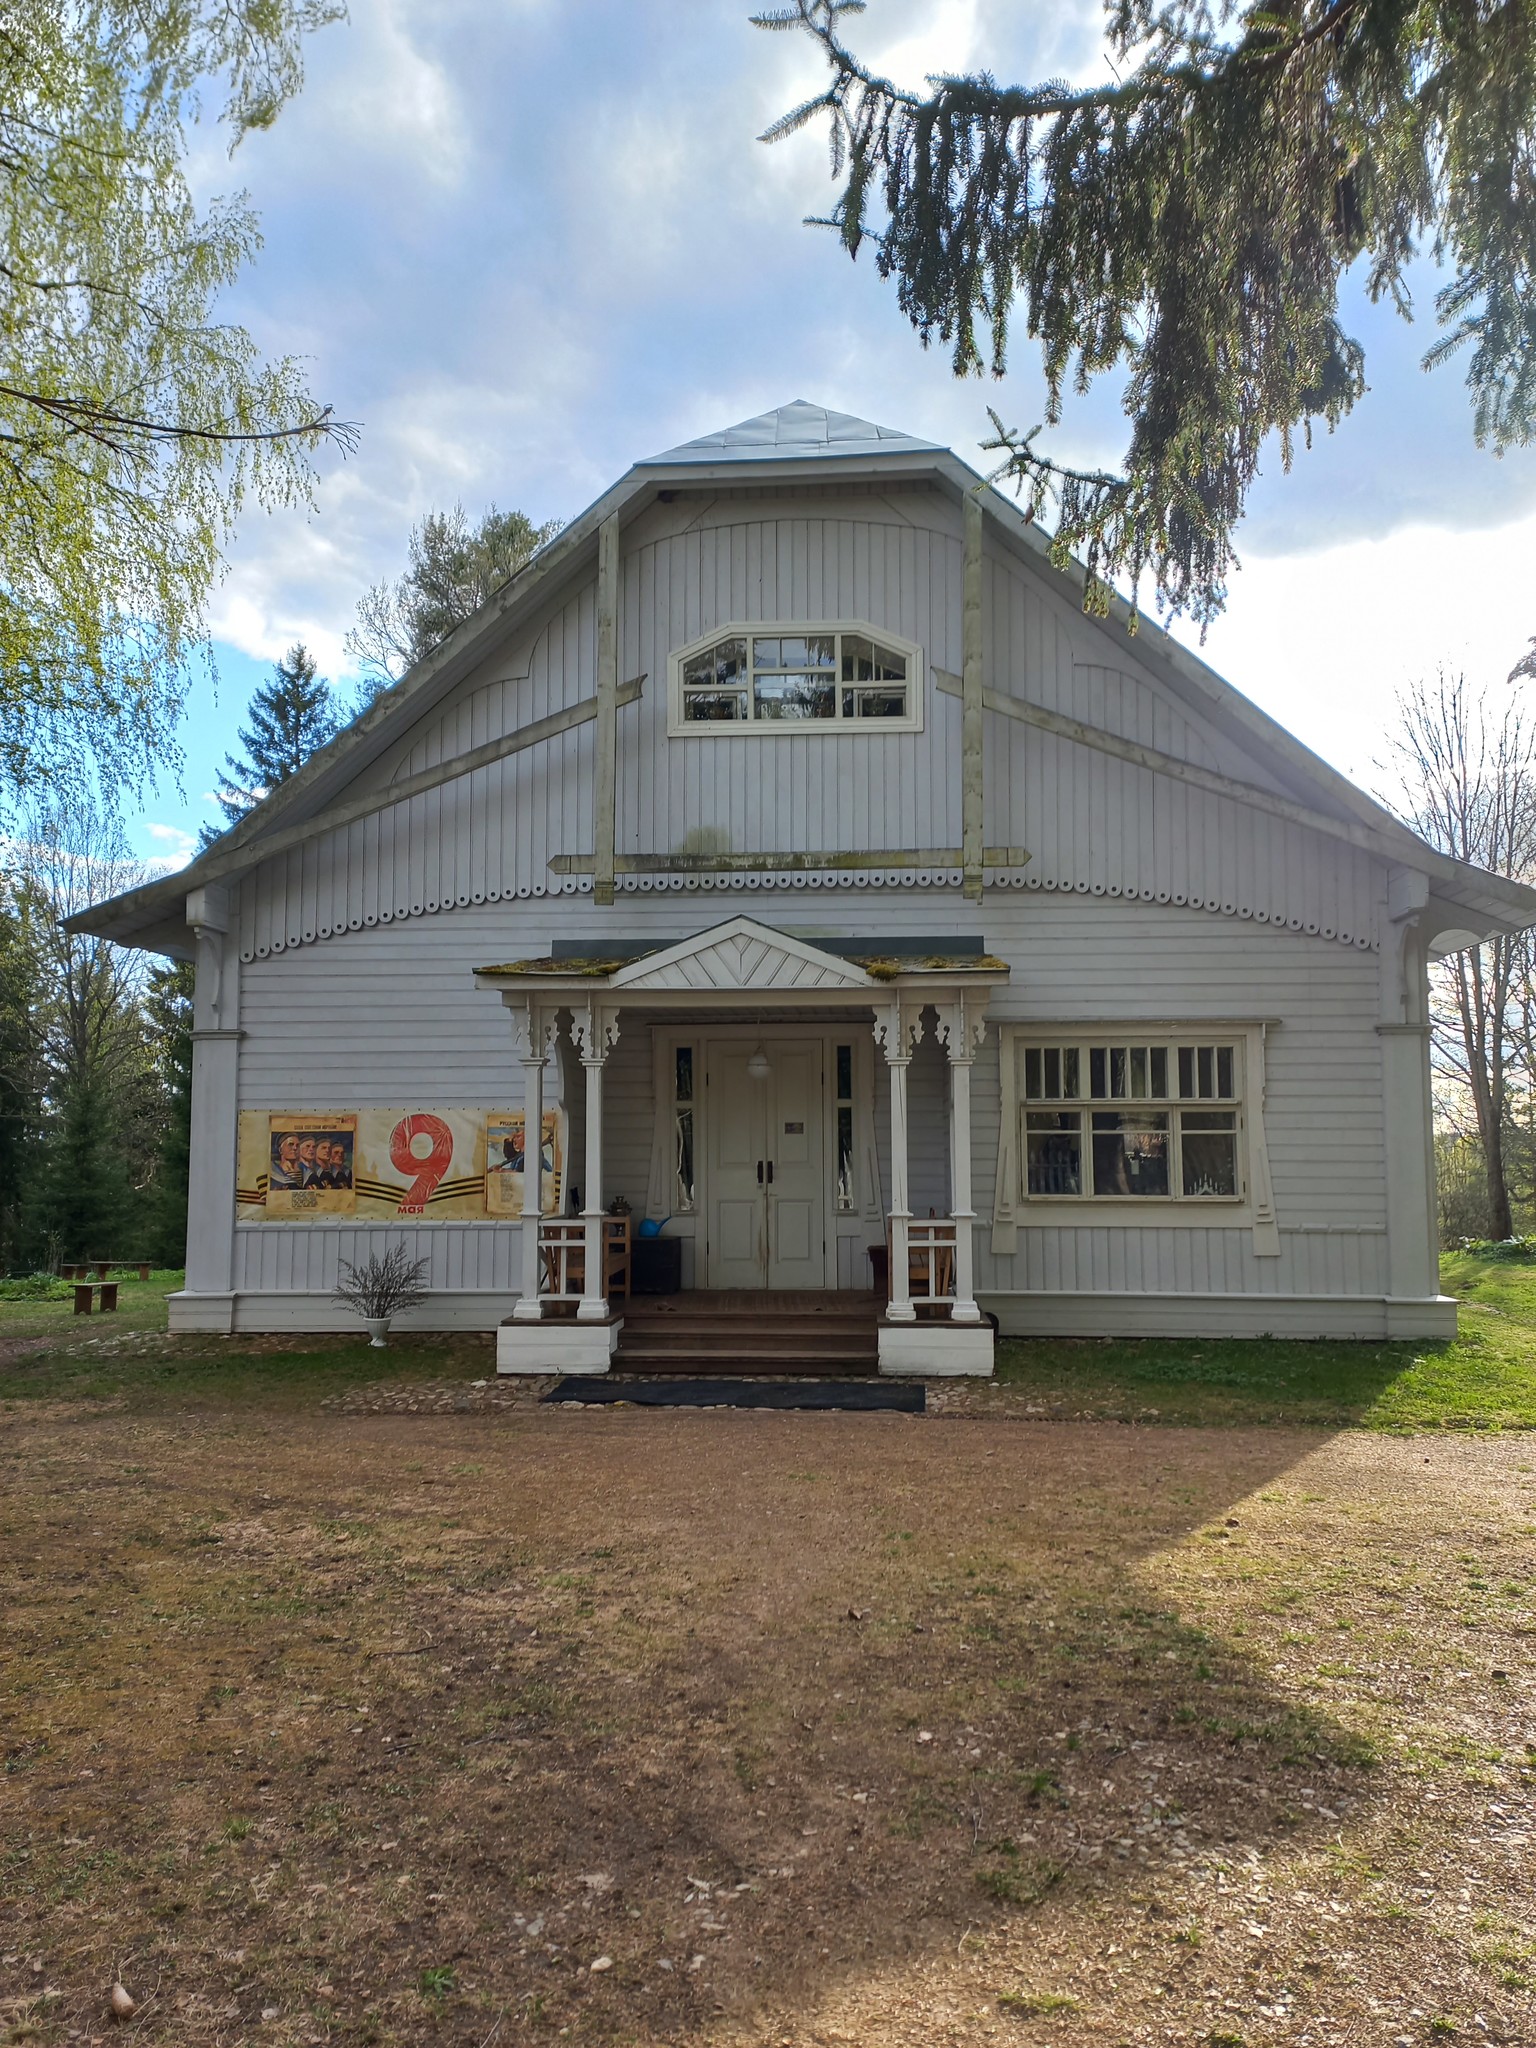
[784,1121,804,1134]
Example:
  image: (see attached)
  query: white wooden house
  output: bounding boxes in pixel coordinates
[78,401,1536,1375]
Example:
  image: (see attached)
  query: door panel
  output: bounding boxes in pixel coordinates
[706,1044,766,1287]
[716,1200,762,1267]
[773,1200,814,1265]
[766,1041,826,1288]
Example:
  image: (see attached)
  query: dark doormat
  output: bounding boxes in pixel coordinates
[542,1376,925,1413]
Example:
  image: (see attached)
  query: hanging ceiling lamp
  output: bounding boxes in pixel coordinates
[746,1043,771,1083]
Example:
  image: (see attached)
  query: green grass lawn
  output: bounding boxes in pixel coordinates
[1,1256,1533,1427]
[0,1268,484,1407]
[992,1250,1536,1429]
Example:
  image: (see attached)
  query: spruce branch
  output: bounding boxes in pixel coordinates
[758,0,1536,624]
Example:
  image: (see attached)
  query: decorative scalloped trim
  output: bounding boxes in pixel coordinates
[239,865,1376,961]
[995,870,1375,948]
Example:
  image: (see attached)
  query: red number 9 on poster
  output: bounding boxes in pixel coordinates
[389,1113,454,1214]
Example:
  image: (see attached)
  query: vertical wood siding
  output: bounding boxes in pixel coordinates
[221,479,1404,1313]
[229,889,1389,1304]
[235,491,1382,962]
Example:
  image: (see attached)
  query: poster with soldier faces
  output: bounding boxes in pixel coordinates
[237,1108,564,1220]
[265,1115,357,1216]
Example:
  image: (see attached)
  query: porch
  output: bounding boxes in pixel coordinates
[472,916,1006,1377]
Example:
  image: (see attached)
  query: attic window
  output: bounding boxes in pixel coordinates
[671,623,922,733]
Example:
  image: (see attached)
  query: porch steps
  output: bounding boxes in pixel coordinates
[614,1291,882,1378]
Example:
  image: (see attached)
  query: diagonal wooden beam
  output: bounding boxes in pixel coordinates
[934,670,1400,862]
[184,679,645,889]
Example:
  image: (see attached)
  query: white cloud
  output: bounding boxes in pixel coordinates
[1182,508,1536,791]
[141,823,200,873]
[133,0,1536,843]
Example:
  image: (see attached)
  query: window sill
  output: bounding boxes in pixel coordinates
[666,718,924,739]
[1014,1198,1254,1228]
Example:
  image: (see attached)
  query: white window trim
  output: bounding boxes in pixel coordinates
[667,619,926,737]
[990,1021,1280,1254]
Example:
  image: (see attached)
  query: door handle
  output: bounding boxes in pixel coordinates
[756,1160,763,1185]
[767,1161,774,1185]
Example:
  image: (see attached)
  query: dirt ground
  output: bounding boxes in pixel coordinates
[2,1401,1533,2047]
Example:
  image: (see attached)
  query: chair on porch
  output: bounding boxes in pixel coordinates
[889,1212,956,1315]
[538,1214,632,1309]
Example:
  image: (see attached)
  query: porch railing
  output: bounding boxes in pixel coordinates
[538,1219,587,1305]
[904,1217,957,1308]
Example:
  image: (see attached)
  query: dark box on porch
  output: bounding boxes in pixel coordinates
[632,1235,683,1296]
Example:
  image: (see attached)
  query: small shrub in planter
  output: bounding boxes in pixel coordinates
[333,1245,430,1346]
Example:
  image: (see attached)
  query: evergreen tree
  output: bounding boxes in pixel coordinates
[15,806,163,1264]
[211,643,340,829]
[0,886,45,1271]
[759,0,1536,626]
[347,505,562,692]
[144,960,195,1270]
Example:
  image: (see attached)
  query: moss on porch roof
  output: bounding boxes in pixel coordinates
[474,957,633,977]
[848,953,1009,979]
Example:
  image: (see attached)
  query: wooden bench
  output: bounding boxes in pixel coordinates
[73,1281,119,1315]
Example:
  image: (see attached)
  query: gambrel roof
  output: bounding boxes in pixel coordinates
[74,397,1536,956]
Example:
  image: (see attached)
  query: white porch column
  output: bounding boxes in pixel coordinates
[572,1002,621,1322]
[937,992,987,1324]
[510,1000,554,1322]
[1380,868,1447,1334]
[875,998,923,1323]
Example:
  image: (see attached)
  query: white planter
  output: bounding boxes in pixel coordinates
[364,1317,391,1349]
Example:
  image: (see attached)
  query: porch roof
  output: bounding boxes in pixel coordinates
[472,915,1009,1004]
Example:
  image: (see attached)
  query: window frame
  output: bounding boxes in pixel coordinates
[996,1024,1275,1229]
[667,619,926,737]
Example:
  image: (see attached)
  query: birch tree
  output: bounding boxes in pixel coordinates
[1389,673,1536,1241]
[1,2,353,813]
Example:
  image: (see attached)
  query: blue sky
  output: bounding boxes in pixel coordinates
[135,0,1536,870]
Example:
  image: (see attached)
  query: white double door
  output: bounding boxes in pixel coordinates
[705,1038,826,1289]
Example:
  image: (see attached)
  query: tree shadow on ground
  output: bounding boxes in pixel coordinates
[0,1404,1516,2045]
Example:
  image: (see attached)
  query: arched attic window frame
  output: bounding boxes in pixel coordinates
[667,620,925,737]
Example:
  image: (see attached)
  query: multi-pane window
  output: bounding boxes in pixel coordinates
[1022,1040,1242,1201]
[835,1042,856,1211]
[678,627,914,727]
[673,1045,696,1213]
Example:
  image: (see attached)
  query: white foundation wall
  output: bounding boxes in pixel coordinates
[197,879,1436,1336]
